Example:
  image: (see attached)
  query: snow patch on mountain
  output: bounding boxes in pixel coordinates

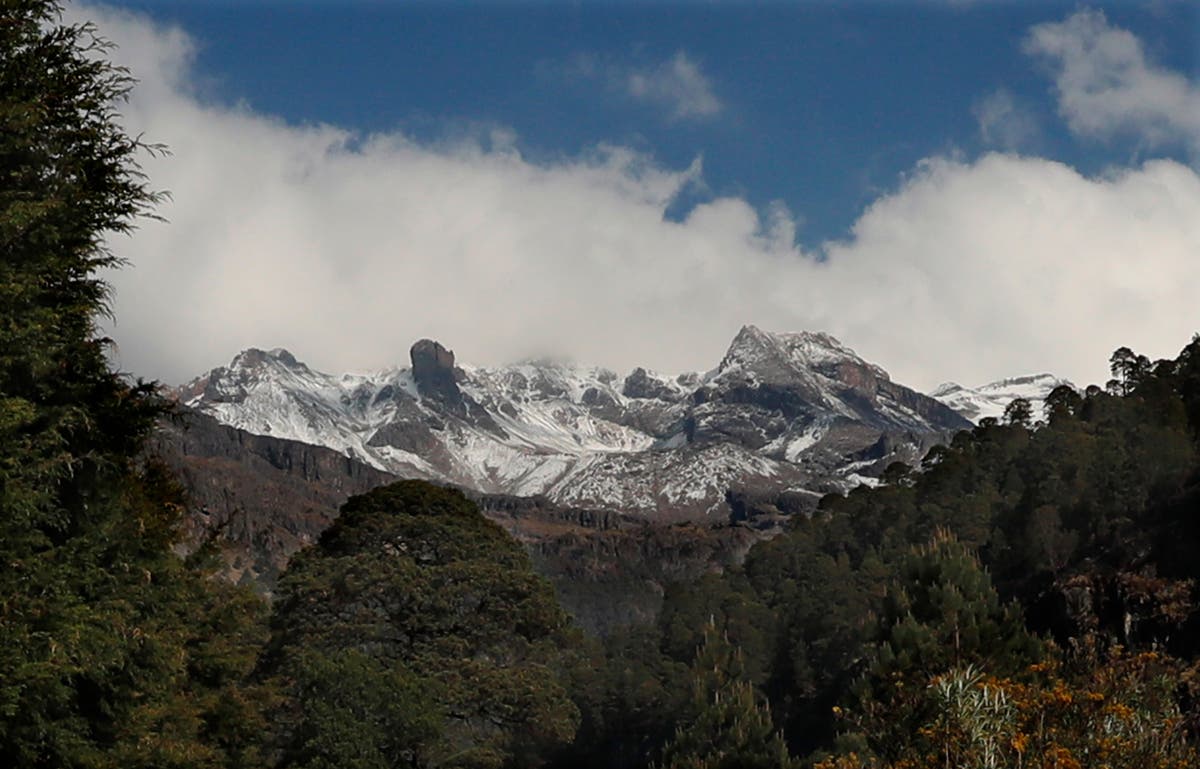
[177,328,974,519]
[717,325,888,381]
[930,374,1074,423]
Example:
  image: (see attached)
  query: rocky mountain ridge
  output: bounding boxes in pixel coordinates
[159,329,1072,633]
[151,408,755,634]
[175,326,972,521]
[929,373,1075,423]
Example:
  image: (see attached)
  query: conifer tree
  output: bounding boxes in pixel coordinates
[845,531,1041,763]
[1,3,270,765]
[657,623,798,769]
[873,531,1039,676]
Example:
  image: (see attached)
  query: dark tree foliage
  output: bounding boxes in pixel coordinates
[1002,397,1033,427]
[1,1,161,538]
[656,624,797,769]
[586,337,1200,768]
[278,648,441,769]
[553,623,689,769]
[1108,346,1151,396]
[841,531,1042,762]
[0,3,271,766]
[658,573,777,687]
[266,481,584,769]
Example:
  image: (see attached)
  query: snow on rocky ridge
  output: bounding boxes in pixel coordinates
[928,374,1074,424]
[175,326,973,520]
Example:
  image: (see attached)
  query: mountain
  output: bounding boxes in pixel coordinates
[929,373,1074,423]
[149,407,399,586]
[176,326,970,522]
[151,407,757,634]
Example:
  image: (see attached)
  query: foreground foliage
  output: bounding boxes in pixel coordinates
[817,646,1195,769]
[0,1,269,766]
[265,481,584,769]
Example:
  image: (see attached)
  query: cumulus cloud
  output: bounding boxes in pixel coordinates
[819,154,1200,390]
[973,88,1040,150]
[81,5,1200,394]
[1025,9,1200,151]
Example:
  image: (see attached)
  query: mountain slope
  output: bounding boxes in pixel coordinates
[151,408,758,634]
[929,373,1074,423]
[176,326,971,520]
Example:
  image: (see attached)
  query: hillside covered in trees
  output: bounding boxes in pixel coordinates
[554,335,1200,769]
[4,2,1200,768]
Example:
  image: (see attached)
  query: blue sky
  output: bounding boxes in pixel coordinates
[104,1,1197,245]
[82,1,1200,390]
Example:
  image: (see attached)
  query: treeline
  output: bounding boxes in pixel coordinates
[6,3,1200,768]
[570,336,1200,769]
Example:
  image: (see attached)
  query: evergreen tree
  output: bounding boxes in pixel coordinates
[873,532,1039,676]
[554,625,688,769]
[0,3,270,765]
[1002,397,1033,427]
[844,531,1041,763]
[657,624,797,769]
[267,481,583,769]
[279,649,441,769]
[1043,383,1083,423]
[1108,347,1151,396]
[738,520,881,757]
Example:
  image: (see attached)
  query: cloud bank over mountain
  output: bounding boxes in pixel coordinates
[85,4,1200,391]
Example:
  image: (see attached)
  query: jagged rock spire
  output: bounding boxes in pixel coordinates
[410,339,464,409]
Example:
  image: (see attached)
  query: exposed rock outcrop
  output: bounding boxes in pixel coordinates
[176,327,971,521]
[410,339,463,407]
[623,367,682,401]
[152,409,758,635]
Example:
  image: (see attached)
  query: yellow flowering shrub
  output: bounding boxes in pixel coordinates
[822,640,1198,769]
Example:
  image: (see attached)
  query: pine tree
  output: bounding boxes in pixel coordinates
[844,531,1041,763]
[0,3,270,765]
[657,624,798,769]
[875,531,1039,675]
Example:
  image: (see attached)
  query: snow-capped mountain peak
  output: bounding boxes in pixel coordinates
[930,373,1074,423]
[719,325,884,379]
[176,330,971,521]
[714,325,894,402]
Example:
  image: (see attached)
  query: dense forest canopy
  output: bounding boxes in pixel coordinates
[264,481,584,769]
[4,2,1200,768]
[620,337,1200,768]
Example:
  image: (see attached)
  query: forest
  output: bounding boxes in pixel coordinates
[4,3,1200,767]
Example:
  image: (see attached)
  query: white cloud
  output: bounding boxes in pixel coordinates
[973,88,1040,150]
[1024,9,1200,151]
[552,50,721,121]
[626,52,722,120]
[80,5,1200,394]
[818,154,1200,390]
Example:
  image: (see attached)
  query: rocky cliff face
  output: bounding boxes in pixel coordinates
[151,408,759,634]
[175,326,971,522]
[149,408,398,587]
